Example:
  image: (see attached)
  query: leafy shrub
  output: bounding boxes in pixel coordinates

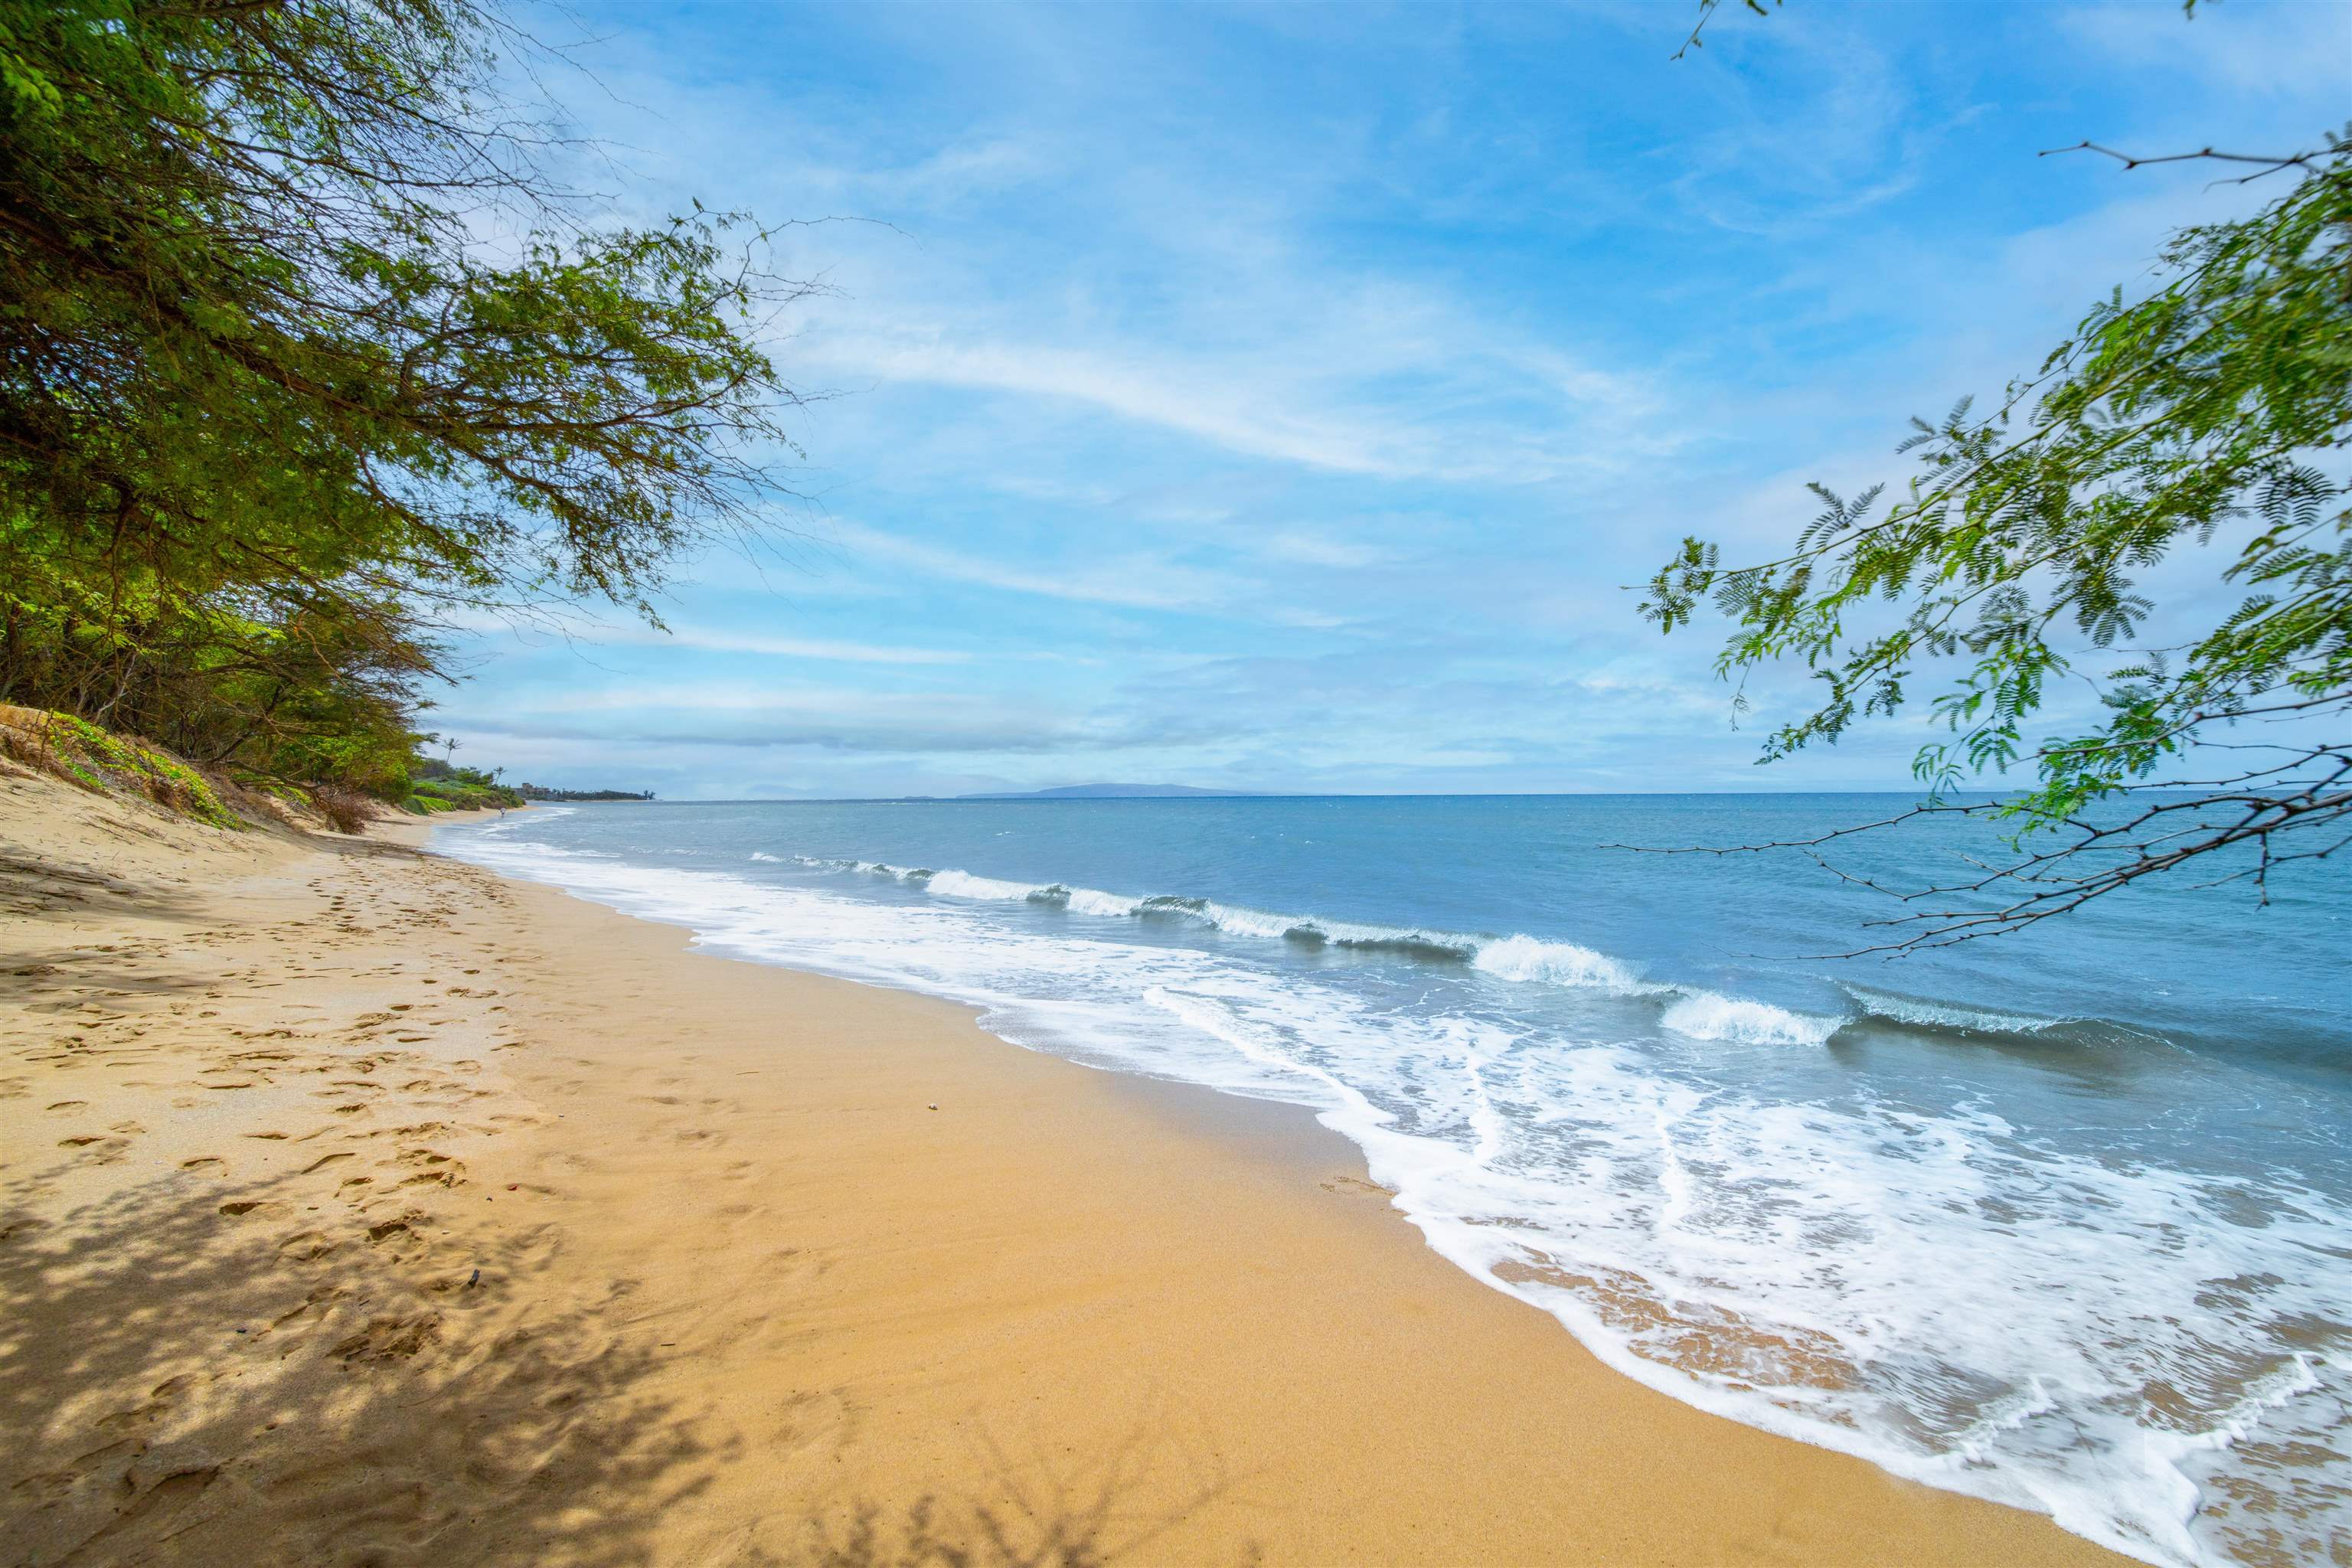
[309,786,379,835]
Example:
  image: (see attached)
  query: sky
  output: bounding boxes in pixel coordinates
[436,0,2351,799]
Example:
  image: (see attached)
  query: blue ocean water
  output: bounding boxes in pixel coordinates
[437,794,2350,1566]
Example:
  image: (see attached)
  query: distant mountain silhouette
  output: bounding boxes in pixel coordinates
[954,782,1263,800]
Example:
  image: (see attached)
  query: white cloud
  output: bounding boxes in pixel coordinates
[652,626,971,665]
[1249,530,1402,570]
[822,520,1258,615]
[514,682,1011,718]
[789,282,1675,485]
[838,335,1423,476]
[455,610,973,665]
[2059,2,2352,100]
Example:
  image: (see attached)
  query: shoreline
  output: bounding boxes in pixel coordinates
[3,773,2129,1565]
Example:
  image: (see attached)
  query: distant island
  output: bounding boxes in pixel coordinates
[515,784,656,802]
[955,783,1264,800]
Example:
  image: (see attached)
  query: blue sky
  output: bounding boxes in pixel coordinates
[438,0,2350,799]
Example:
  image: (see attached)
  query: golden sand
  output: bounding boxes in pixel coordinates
[0,770,2127,1566]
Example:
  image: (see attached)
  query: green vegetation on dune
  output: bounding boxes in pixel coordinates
[0,701,543,830]
[50,712,241,828]
[2,704,250,829]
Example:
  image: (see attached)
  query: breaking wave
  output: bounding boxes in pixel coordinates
[1470,934,1653,995]
[1661,991,1842,1047]
[765,855,2207,1055]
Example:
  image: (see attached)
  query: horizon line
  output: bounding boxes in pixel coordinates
[531,786,2233,805]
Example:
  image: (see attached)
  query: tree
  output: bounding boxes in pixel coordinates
[1642,117,2350,949]
[0,0,809,790]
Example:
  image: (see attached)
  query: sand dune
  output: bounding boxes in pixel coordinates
[1,769,2126,1566]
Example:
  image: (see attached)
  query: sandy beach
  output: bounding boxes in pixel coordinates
[0,771,2130,1566]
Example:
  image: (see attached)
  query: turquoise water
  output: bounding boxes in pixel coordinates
[439,794,2350,1566]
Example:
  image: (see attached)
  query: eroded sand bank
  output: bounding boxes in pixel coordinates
[1,773,2127,1566]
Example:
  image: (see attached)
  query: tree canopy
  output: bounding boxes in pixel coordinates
[1643,128,2350,948]
[0,0,802,797]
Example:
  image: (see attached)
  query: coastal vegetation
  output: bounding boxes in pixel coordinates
[406,756,525,814]
[0,0,799,809]
[0,699,530,828]
[1648,5,2349,946]
[0,702,241,827]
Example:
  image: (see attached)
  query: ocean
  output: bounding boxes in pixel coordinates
[436,793,2349,1567]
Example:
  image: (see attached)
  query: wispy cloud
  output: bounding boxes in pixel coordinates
[822,520,1258,616]
[841,336,1425,477]
[648,626,972,665]
[792,276,1674,485]
[448,610,974,665]
[810,325,1671,482]
[446,681,1243,755]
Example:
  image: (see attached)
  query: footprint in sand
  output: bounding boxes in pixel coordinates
[364,1210,430,1244]
[51,1465,219,1554]
[272,1289,349,1330]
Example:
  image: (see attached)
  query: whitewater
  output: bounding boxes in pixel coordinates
[436,794,2352,1567]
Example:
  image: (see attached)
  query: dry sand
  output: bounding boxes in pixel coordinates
[0,769,2130,1566]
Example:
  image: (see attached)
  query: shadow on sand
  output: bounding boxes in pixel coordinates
[2,1171,1260,1567]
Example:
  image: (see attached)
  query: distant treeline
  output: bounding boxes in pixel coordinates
[514,785,655,803]
[0,1,794,806]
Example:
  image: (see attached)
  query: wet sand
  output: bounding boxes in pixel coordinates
[0,771,2129,1566]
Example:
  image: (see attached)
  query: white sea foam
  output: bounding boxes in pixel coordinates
[1660,991,1844,1047]
[1194,900,1295,940]
[1064,887,1139,918]
[436,822,2352,1568]
[749,851,782,863]
[789,859,1630,973]
[924,868,1038,901]
[1472,933,1652,993]
[813,860,1496,962]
